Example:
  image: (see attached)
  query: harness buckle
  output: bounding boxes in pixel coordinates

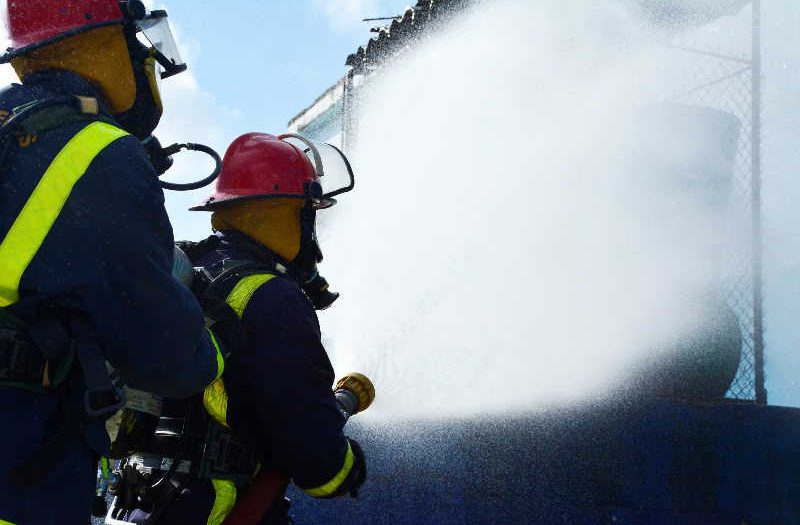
[0,328,45,380]
[84,385,127,418]
[212,433,252,473]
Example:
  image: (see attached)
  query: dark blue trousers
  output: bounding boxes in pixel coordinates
[0,388,96,525]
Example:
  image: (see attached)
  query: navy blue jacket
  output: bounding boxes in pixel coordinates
[193,232,350,490]
[0,70,220,524]
[115,233,361,525]
[0,71,219,397]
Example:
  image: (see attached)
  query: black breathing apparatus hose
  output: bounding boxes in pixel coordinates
[143,135,223,192]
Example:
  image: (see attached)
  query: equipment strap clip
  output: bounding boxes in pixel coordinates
[72,322,127,418]
[0,328,45,380]
[84,385,127,418]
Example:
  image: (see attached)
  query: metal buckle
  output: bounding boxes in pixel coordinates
[84,386,127,418]
[0,330,45,380]
[213,434,250,473]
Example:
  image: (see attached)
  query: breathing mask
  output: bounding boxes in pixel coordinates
[294,201,339,310]
[279,135,356,310]
[114,34,163,140]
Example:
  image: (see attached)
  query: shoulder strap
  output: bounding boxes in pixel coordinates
[2,96,110,135]
[175,235,222,262]
[197,262,284,361]
[0,96,115,170]
[204,261,283,306]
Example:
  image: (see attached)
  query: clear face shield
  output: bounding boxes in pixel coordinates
[279,134,356,208]
[136,11,187,78]
[279,134,354,310]
[122,1,187,79]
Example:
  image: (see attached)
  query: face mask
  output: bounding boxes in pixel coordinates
[293,203,340,310]
[113,32,164,140]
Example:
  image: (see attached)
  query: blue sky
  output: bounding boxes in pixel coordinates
[159,0,401,134]
[150,0,404,243]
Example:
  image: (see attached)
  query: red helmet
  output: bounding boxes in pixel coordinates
[0,0,129,63]
[191,133,322,211]
[0,0,187,77]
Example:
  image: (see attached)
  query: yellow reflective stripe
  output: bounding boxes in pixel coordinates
[207,328,225,379]
[200,274,278,432]
[207,479,237,525]
[199,273,278,428]
[225,274,277,319]
[0,122,129,307]
[0,520,17,525]
[304,441,355,498]
[203,377,229,428]
[100,456,111,478]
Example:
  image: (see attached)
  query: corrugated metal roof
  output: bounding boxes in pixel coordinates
[344,0,752,73]
[345,0,476,73]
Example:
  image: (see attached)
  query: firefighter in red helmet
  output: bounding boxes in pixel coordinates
[107,133,367,525]
[0,1,224,523]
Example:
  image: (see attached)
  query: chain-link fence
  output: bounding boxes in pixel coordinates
[658,8,763,402]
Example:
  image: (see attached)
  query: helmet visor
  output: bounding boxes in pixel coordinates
[280,134,355,201]
[136,11,186,78]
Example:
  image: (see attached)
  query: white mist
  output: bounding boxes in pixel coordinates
[317,0,753,418]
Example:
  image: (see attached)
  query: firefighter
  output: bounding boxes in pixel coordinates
[109,133,366,525]
[0,1,224,523]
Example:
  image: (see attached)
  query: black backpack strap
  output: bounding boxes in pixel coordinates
[204,260,287,300]
[0,307,73,390]
[0,95,114,170]
[4,95,110,134]
[175,235,222,262]
[8,311,125,488]
[196,260,288,360]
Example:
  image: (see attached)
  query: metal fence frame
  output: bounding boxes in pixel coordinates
[663,1,764,402]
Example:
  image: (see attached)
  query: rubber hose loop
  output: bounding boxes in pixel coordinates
[159,142,222,191]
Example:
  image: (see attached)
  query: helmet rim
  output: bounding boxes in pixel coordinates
[189,193,335,212]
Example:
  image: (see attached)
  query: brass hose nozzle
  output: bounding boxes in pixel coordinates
[334,372,375,418]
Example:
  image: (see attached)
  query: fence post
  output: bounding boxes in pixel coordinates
[752,0,767,405]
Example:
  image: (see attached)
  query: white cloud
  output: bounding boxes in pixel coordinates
[143,7,239,241]
[312,0,404,32]
[156,68,239,242]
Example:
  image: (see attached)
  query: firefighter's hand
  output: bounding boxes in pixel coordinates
[345,438,367,498]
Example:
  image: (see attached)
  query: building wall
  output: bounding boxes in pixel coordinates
[288,79,345,147]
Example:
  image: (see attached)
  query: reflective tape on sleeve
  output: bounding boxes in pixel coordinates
[100,456,111,479]
[203,377,229,428]
[207,479,237,525]
[0,122,129,306]
[303,441,355,498]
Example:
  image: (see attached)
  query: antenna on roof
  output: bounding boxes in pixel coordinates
[362,16,402,22]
